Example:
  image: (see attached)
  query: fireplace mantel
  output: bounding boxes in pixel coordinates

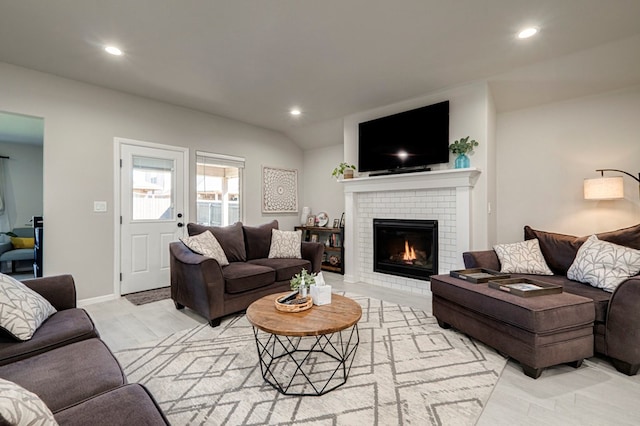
[341,168,480,193]
[340,168,481,287]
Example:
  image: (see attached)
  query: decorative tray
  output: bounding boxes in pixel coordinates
[488,278,562,297]
[274,295,313,312]
[449,268,510,284]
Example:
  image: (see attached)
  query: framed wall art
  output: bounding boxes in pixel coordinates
[262,166,298,213]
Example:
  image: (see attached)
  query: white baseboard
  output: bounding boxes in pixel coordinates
[78,293,119,307]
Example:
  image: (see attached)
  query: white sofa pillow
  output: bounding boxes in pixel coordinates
[493,239,554,275]
[0,273,57,341]
[0,378,58,425]
[180,230,230,266]
[268,229,302,259]
[567,234,640,292]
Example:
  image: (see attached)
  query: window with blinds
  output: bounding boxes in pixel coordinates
[196,151,244,226]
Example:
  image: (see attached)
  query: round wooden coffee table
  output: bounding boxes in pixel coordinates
[246,293,362,396]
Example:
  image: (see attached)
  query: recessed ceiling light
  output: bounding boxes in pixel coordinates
[517,27,538,39]
[104,46,123,56]
[290,108,301,116]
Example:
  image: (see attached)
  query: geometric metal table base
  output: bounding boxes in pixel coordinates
[252,324,359,396]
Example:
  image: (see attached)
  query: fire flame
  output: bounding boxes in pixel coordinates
[402,240,416,261]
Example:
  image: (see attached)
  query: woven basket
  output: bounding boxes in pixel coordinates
[274,295,313,313]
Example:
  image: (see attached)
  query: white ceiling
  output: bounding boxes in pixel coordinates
[1,0,640,149]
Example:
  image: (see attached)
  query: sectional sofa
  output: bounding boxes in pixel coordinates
[0,275,169,425]
[462,224,640,376]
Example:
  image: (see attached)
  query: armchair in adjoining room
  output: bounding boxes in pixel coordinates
[0,227,35,274]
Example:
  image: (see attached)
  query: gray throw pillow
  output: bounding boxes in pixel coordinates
[0,273,57,341]
[567,235,640,292]
[268,229,302,259]
[493,239,554,275]
[0,378,58,425]
[181,230,230,266]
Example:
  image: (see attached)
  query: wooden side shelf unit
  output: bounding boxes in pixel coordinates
[295,226,344,275]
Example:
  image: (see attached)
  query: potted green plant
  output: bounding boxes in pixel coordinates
[331,162,357,180]
[448,136,478,168]
[290,269,316,296]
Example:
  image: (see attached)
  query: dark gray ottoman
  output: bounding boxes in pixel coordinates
[431,274,595,378]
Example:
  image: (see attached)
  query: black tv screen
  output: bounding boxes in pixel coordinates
[358,101,449,173]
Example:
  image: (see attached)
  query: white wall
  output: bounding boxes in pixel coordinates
[302,144,344,226]
[0,142,43,229]
[343,82,495,249]
[496,86,640,243]
[0,62,304,301]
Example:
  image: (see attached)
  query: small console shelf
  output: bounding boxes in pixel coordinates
[295,226,344,275]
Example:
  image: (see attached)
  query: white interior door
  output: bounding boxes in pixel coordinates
[120,143,186,294]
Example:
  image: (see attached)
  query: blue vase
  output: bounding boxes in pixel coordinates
[455,153,470,169]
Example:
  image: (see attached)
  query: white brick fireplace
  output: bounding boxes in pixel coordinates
[341,168,481,294]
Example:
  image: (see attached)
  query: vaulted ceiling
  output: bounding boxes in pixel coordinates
[1,0,640,148]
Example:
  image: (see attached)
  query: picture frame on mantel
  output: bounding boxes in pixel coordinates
[262,166,298,213]
[339,212,345,228]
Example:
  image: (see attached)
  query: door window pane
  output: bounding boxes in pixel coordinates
[132,156,174,220]
[196,153,243,226]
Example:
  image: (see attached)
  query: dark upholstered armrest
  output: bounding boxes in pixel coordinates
[462,250,501,270]
[169,241,226,319]
[22,274,77,310]
[604,276,640,367]
[169,241,222,268]
[301,242,324,273]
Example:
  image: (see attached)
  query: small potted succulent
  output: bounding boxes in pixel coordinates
[448,136,479,168]
[290,268,316,297]
[331,162,357,180]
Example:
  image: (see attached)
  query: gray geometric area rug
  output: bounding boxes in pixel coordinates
[124,286,171,305]
[115,293,506,425]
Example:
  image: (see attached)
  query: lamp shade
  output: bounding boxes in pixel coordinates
[583,176,624,200]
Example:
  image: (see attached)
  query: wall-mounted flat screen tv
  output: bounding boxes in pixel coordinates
[358,100,449,174]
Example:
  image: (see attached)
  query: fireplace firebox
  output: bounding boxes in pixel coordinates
[373,219,438,281]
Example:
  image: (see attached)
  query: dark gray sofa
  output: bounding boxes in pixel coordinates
[462,224,640,376]
[0,275,97,366]
[170,220,324,326]
[0,275,169,425]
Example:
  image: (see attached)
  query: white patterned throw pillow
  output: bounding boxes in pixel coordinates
[0,273,57,341]
[268,229,302,259]
[567,234,640,292]
[493,239,554,275]
[180,230,230,266]
[0,378,58,426]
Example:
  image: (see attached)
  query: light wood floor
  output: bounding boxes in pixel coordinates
[85,272,640,425]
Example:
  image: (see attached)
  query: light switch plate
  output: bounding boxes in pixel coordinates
[94,201,107,212]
